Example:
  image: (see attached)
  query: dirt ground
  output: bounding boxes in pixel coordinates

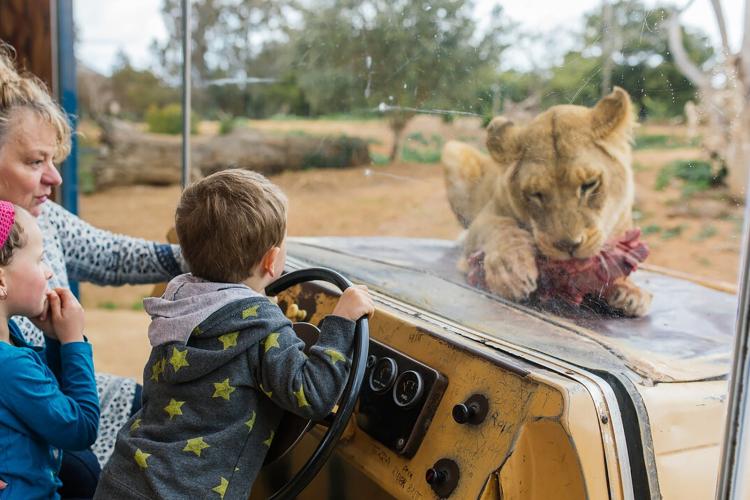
[79,116,743,379]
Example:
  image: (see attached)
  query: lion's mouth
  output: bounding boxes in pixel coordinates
[535,234,604,261]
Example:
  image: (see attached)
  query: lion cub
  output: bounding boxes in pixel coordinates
[442,87,651,317]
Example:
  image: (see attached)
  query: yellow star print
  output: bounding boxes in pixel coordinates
[324,349,347,365]
[134,448,150,469]
[169,347,189,372]
[218,332,239,350]
[242,304,260,319]
[149,358,165,382]
[192,325,202,336]
[245,411,256,432]
[260,384,273,398]
[212,477,229,499]
[130,418,142,432]
[212,378,236,400]
[264,333,280,353]
[263,430,275,447]
[183,437,210,457]
[294,386,310,408]
[164,398,185,420]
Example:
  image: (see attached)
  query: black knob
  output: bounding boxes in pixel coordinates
[452,403,473,424]
[425,467,446,485]
[425,459,460,497]
[452,394,489,425]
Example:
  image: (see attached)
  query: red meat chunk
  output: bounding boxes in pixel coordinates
[466,229,649,306]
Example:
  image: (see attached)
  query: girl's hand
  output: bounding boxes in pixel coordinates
[48,288,85,344]
[30,291,57,339]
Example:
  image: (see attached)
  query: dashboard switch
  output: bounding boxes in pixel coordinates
[425,458,459,497]
[452,394,489,425]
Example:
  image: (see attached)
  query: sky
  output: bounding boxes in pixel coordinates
[74,0,747,75]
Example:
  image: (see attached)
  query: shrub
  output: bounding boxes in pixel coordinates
[146,104,199,135]
[218,114,237,135]
[635,134,701,150]
[655,159,726,195]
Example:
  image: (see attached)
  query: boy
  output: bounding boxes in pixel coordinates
[95,169,374,499]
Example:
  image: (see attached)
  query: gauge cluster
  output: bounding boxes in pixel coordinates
[357,339,447,457]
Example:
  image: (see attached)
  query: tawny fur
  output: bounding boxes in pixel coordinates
[443,87,652,317]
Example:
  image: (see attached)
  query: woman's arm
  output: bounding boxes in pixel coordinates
[42,201,186,285]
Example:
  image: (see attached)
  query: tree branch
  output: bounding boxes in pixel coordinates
[709,0,732,56]
[742,0,750,84]
[667,9,711,89]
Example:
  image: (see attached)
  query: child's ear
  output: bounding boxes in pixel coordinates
[0,269,7,300]
[261,246,282,278]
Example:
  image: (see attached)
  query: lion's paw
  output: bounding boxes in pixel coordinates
[483,249,539,301]
[605,280,652,317]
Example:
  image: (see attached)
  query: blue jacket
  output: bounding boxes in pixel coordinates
[0,321,99,499]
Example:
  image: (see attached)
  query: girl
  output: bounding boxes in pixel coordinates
[0,200,99,498]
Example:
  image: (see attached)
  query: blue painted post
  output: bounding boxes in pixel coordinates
[56,0,79,297]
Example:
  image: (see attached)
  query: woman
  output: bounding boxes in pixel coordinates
[0,45,185,488]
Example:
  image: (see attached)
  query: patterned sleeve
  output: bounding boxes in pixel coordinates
[44,201,186,285]
[250,315,356,421]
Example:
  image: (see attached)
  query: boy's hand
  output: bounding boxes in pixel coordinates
[47,288,85,344]
[332,285,375,322]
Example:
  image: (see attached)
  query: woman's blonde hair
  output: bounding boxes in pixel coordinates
[0,42,71,161]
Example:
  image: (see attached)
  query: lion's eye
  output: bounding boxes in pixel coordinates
[580,179,600,195]
[527,192,545,204]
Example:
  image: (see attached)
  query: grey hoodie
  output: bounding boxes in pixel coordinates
[95,274,355,500]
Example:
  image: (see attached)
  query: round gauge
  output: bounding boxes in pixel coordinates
[369,357,398,394]
[392,370,424,408]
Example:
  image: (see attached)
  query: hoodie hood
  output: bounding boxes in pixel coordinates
[143,273,262,347]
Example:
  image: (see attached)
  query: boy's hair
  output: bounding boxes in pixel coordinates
[0,209,26,267]
[176,169,288,283]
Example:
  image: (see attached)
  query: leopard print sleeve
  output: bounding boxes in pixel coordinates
[41,201,186,285]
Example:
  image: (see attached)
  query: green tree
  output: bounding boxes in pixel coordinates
[293,0,514,160]
[154,0,300,118]
[109,51,179,120]
[543,0,714,117]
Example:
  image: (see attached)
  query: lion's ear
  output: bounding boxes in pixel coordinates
[591,86,633,139]
[486,116,520,165]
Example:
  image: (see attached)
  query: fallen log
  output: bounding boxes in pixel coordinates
[90,119,371,190]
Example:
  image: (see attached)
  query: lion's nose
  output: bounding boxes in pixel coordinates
[553,238,583,255]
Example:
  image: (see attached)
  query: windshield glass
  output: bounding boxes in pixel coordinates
[73,0,746,288]
[66,0,747,373]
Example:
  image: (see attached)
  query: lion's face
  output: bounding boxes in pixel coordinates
[487,88,635,261]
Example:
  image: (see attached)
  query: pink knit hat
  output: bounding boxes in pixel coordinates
[0,201,16,248]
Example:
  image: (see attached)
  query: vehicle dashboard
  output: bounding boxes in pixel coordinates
[253,280,615,499]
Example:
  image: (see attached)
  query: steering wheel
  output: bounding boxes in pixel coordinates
[263,267,369,500]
